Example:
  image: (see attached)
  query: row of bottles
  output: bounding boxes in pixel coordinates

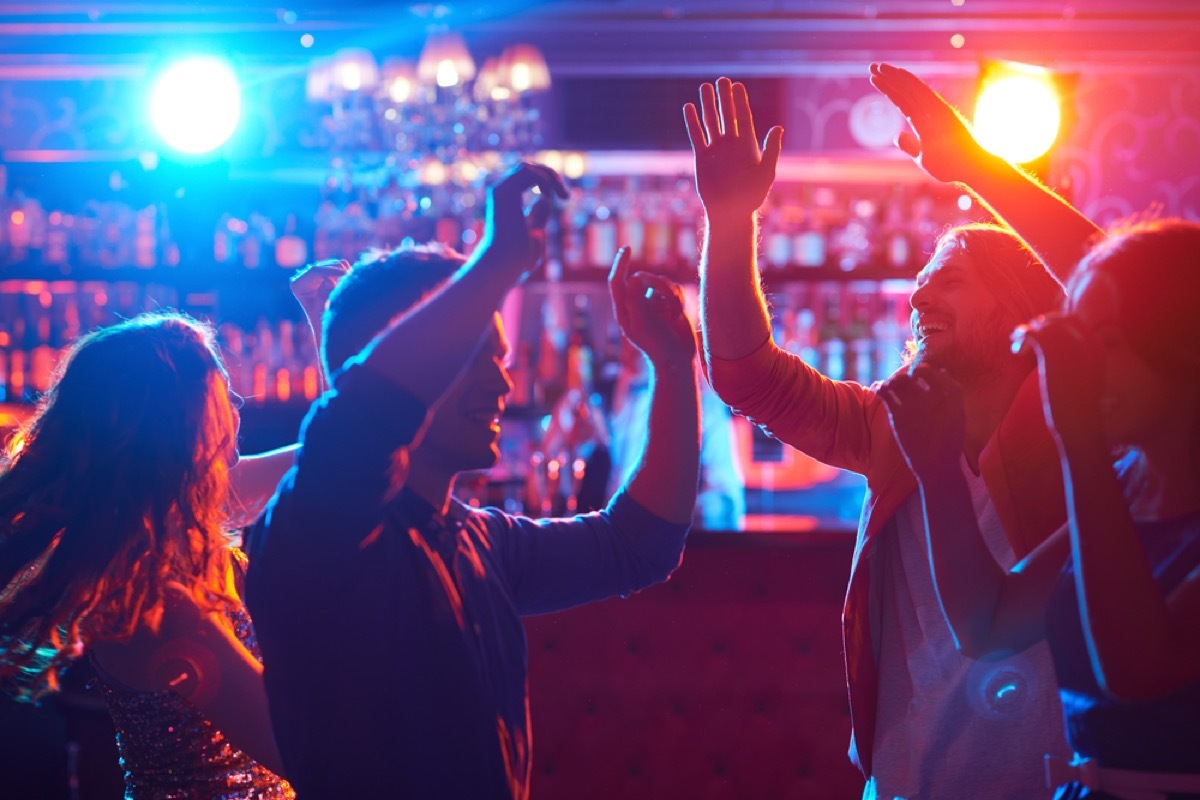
[758,183,979,275]
[0,200,178,274]
[0,284,324,408]
[547,175,704,276]
[2,164,979,279]
[0,276,916,414]
[769,280,913,386]
[216,318,325,406]
[0,280,179,403]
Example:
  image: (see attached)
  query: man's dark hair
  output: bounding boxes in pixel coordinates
[322,243,467,376]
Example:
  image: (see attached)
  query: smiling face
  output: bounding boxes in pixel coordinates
[414,313,514,478]
[908,244,1017,380]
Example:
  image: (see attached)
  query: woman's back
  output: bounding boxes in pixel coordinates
[93,592,292,800]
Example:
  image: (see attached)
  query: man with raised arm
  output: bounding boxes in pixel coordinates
[685,74,1094,798]
[245,163,700,799]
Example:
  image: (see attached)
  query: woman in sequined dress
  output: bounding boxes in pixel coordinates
[0,263,346,799]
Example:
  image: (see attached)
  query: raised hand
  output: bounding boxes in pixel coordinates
[880,364,967,478]
[291,259,351,326]
[609,247,696,370]
[683,77,784,216]
[869,62,987,184]
[1012,313,1105,447]
[477,161,570,278]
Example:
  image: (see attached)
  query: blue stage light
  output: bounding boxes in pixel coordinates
[150,57,241,154]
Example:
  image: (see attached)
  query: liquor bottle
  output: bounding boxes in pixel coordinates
[816,286,846,381]
[832,198,876,273]
[560,188,587,272]
[218,323,250,400]
[844,290,876,384]
[585,180,617,270]
[911,190,940,261]
[507,340,534,409]
[872,294,909,381]
[275,214,308,269]
[534,288,566,408]
[615,177,645,263]
[29,307,58,396]
[7,191,32,260]
[75,202,101,269]
[214,214,236,265]
[672,185,701,271]
[275,319,301,403]
[642,184,673,269]
[313,190,341,262]
[249,318,275,403]
[793,193,828,269]
[134,205,158,269]
[762,206,792,272]
[793,309,820,368]
[43,211,71,269]
[880,187,913,272]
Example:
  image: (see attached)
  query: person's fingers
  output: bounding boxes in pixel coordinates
[608,247,634,332]
[869,72,909,113]
[924,364,964,393]
[896,131,922,159]
[699,82,720,140]
[683,103,708,151]
[717,77,737,138]
[526,195,552,230]
[523,161,569,199]
[883,372,927,408]
[1014,314,1091,361]
[762,126,784,174]
[633,272,686,313]
[495,161,568,201]
[733,82,757,148]
[906,364,962,401]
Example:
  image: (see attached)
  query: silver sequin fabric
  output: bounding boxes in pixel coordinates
[95,597,294,800]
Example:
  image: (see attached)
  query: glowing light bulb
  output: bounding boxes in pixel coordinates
[973,67,1061,164]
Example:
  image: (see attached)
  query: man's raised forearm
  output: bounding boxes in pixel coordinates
[959,151,1103,286]
[624,358,701,525]
[362,251,516,408]
[700,213,774,362]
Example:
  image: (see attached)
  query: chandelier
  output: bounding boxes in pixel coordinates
[306,29,552,189]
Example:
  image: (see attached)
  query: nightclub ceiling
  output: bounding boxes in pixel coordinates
[1,1,1198,76]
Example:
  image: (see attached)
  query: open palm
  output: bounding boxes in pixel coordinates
[684,77,783,217]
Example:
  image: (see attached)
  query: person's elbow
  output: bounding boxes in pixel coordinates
[610,520,689,589]
[661,535,690,582]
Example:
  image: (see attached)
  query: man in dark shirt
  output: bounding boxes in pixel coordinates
[245,163,701,798]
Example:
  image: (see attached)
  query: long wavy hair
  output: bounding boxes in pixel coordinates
[1071,218,1200,473]
[0,312,239,701]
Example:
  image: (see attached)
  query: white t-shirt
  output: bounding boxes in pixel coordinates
[864,456,1071,800]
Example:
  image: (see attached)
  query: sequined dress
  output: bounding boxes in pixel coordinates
[92,599,293,800]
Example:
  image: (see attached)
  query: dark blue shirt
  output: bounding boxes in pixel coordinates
[245,365,689,799]
[1045,507,1200,774]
